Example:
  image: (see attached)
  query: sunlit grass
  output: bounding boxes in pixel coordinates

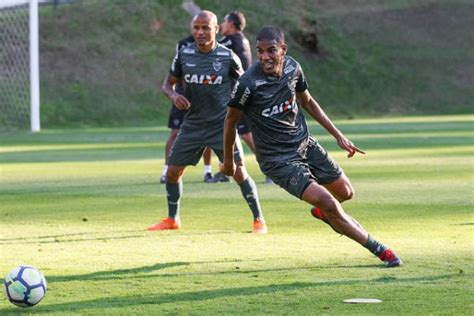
[0,115,473,315]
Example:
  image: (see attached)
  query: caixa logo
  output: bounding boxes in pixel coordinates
[184,74,223,85]
[261,97,296,117]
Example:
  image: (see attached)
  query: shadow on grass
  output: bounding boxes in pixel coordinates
[47,262,192,282]
[1,177,227,195]
[0,230,146,245]
[0,229,236,245]
[0,273,460,314]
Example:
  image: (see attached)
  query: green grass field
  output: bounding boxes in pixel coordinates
[1,115,473,315]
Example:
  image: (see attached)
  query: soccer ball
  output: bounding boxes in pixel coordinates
[3,265,47,307]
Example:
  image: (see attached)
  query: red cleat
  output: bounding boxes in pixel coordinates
[147,217,181,231]
[310,207,330,225]
[379,248,402,267]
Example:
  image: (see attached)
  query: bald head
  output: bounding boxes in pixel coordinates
[192,10,218,26]
[191,10,219,53]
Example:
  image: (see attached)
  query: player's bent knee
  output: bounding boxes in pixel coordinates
[167,166,184,183]
[340,187,354,201]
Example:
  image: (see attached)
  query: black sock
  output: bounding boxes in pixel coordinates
[363,235,387,257]
[238,177,263,220]
[166,181,182,220]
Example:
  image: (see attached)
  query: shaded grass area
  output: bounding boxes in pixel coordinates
[30,0,474,127]
[0,116,473,314]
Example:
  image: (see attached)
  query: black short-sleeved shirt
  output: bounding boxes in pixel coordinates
[170,43,242,127]
[218,33,252,71]
[228,55,310,162]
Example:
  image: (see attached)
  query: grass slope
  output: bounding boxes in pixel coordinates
[0,115,473,314]
[35,0,473,126]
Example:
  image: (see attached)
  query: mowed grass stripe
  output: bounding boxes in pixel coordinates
[0,115,473,315]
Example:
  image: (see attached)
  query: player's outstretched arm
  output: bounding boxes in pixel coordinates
[222,107,243,176]
[162,73,191,110]
[297,90,365,158]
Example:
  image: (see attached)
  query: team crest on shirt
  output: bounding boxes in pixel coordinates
[213,59,222,71]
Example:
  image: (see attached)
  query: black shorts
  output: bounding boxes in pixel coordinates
[167,105,187,129]
[169,123,244,166]
[236,116,251,135]
[260,140,342,199]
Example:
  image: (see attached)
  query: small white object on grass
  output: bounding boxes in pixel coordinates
[343,298,382,304]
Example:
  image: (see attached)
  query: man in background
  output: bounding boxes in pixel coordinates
[160,35,214,184]
[149,11,267,234]
[211,11,272,184]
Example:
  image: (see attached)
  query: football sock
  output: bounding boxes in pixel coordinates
[166,181,182,220]
[363,235,387,256]
[204,165,212,174]
[238,177,263,220]
[162,164,168,176]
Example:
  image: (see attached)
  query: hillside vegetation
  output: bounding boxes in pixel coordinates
[38,0,473,127]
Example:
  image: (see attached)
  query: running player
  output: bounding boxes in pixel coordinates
[148,11,267,234]
[222,25,401,267]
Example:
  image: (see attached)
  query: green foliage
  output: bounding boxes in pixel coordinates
[0,115,473,314]
[36,0,473,127]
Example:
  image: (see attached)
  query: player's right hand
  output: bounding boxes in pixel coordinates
[172,94,191,110]
[220,161,236,177]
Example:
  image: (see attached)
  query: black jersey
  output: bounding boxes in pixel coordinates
[228,56,309,162]
[218,33,252,70]
[170,43,243,126]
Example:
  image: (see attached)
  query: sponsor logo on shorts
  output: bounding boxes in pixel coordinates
[290,176,298,186]
[184,74,223,85]
[261,96,296,117]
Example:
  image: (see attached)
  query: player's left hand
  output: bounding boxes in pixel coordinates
[337,137,366,158]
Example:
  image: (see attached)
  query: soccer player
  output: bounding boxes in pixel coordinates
[222,25,402,267]
[148,11,267,234]
[212,10,272,184]
[160,35,214,184]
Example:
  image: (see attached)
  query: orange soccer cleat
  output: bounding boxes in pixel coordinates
[253,217,268,234]
[146,217,181,231]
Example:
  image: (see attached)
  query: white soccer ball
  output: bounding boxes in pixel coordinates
[3,265,47,307]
